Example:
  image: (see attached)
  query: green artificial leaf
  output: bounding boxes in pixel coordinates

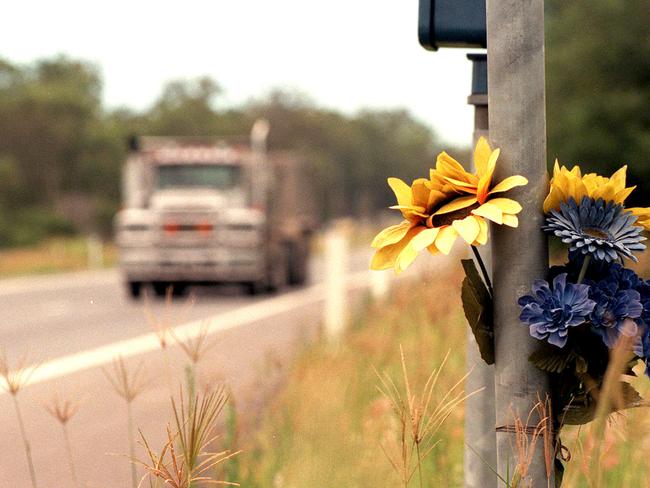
[460,259,494,365]
[561,382,648,425]
[619,382,647,409]
[561,403,596,425]
[575,354,588,374]
[529,348,586,374]
[529,349,570,373]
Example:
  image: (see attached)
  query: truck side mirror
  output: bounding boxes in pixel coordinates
[418,0,486,51]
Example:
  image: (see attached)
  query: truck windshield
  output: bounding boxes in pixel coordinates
[156,164,240,190]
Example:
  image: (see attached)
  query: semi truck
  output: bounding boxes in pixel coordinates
[114,120,317,298]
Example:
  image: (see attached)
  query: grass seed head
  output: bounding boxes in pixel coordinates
[0,349,39,396]
[135,386,241,487]
[171,321,217,365]
[103,356,149,403]
[45,392,81,425]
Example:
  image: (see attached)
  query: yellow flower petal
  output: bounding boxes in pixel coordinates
[474,136,492,177]
[543,186,564,213]
[370,226,418,271]
[609,165,627,191]
[472,202,503,224]
[452,216,481,244]
[474,217,488,245]
[502,214,519,227]
[442,175,478,189]
[371,222,411,248]
[410,227,440,252]
[489,197,523,214]
[490,175,528,194]
[427,244,440,256]
[436,152,478,184]
[613,186,635,205]
[395,227,430,272]
[389,205,429,219]
[433,195,478,215]
[387,177,412,207]
[411,178,432,209]
[434,226,458,255]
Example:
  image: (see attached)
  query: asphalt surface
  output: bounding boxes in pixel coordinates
[0,250,376,487]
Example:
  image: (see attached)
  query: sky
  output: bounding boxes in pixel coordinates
[0,0,480,146]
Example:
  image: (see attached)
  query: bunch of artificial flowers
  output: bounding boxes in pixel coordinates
[519,163,650,425]
[371,143,650,425]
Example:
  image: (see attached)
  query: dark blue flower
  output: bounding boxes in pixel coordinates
[587,274,642,348]
[518,273,596,348]
[595,264,650,327]
[544,196,646,262]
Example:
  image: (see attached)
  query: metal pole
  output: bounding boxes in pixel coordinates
[487,0,553,485]
[464,53,497,488]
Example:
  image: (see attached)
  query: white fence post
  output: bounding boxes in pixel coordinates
[324,223,350,339]
[87,233,104,269]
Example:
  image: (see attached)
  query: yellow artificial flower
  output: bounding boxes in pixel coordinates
[370,138,528,273]
[543,161,650,230]
[543,162,635,213]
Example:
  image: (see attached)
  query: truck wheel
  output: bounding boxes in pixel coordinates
[128,281,142,299]
[171,283,187,297]
[152,282,169,297]
[267,248,288,293]
[245,280,268,296]
[287,240,309,286]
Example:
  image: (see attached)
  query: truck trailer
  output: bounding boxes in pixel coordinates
[114,121,316,298]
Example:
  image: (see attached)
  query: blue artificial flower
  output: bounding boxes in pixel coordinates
[544,196,646,262]
[597,264,650,327]
[587,274,642,348]
[518,273,596,348]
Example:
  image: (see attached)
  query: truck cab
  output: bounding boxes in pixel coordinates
[115,123,314,298]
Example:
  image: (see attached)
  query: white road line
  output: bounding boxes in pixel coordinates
[4,269,373,394]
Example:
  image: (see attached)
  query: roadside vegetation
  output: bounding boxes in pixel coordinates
[0,237,115,277]
[230,263,650,487]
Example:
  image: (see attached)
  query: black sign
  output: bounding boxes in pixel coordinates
[418,0,487,51]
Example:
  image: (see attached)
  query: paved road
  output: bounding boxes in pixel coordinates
[0,249,378,487]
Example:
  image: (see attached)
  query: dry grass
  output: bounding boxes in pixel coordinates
[172,321,217,366]
[0,350,40,488]
[0,237,116,277]
[376,347,480,488]
[237,266,468,487]
[45,393,82,488]
[136,387,241,487]
[103,356,150,488]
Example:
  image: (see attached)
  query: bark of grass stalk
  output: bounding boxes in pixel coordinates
[224,396,240,483]
[127,401,138,488]
[185,364,196,412]
[13,395,38,488]
[62,424,80,488]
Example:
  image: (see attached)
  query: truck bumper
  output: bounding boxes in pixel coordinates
[119,247,265,283]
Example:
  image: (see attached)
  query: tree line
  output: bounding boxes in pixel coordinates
[0,0,646,247]
[0,58,442,247]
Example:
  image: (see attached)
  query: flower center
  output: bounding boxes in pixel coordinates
[428,202,480,228]
[583,227,610,240]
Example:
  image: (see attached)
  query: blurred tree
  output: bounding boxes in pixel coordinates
[0,63,440,245]
[546,0,650,204]
[248,90,439,219]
